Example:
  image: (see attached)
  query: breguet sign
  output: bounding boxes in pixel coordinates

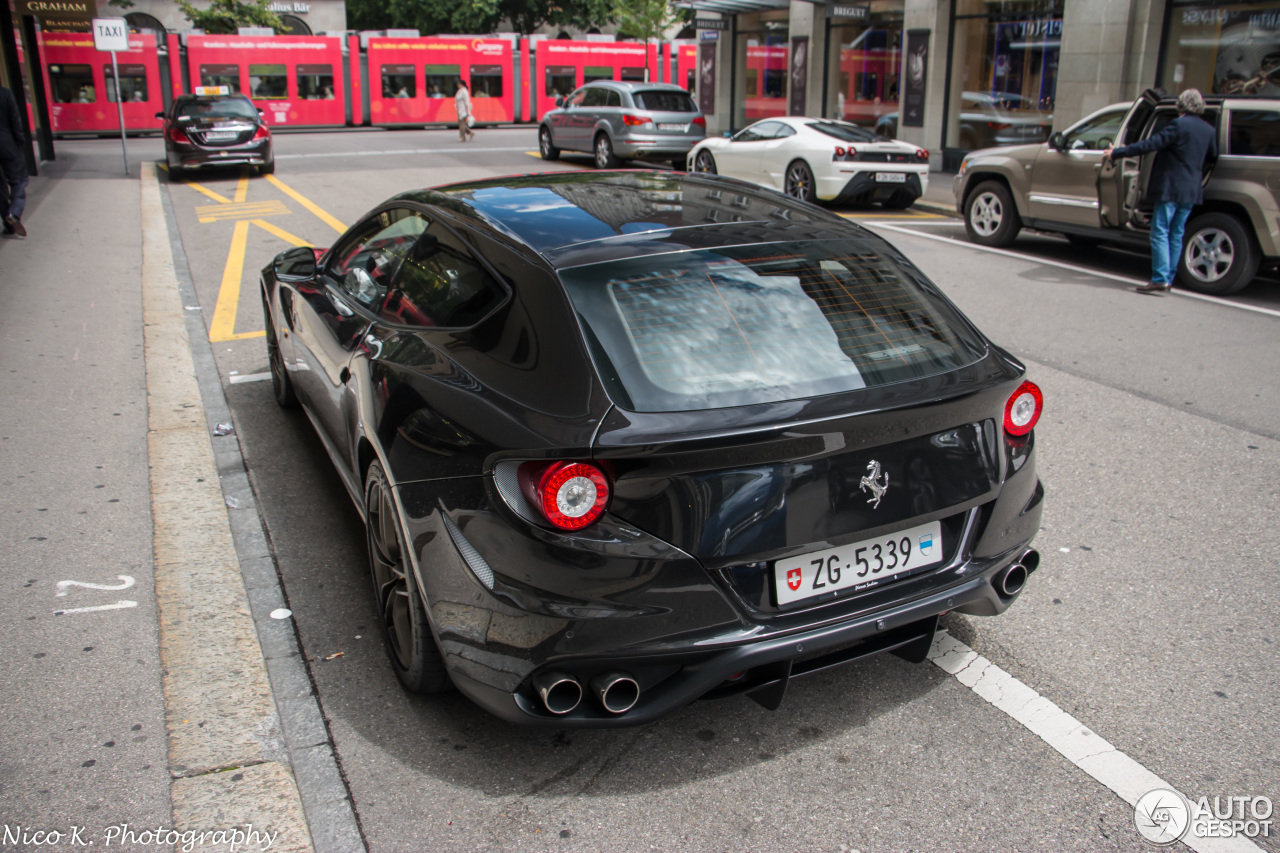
[20,0,98,32]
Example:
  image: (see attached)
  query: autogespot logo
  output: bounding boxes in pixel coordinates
[1134,789,1192,845]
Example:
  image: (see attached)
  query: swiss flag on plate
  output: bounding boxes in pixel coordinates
[786,568,802,591]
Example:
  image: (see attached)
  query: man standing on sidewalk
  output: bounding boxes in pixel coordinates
[1,85,29,237]
[455,80,475,142]
[1103,89,1216,295]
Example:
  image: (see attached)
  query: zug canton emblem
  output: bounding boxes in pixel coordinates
[859,460,890,508]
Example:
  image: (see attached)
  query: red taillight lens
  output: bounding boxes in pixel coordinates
[623,113,651,126]
[1003,381,1043,436]
[916,148,929,160]
[522,461,610,530]
[692,116,706,126]
[253,124,271,139]
[168,126,191,144]
[988,122,1011,131]
[834,146,846,158]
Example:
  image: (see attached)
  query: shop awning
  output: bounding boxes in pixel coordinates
[673,0,791,14]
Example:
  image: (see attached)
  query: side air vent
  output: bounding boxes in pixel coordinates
[441,512,495,589]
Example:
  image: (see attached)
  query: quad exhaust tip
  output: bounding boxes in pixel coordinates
[590,672,640,715]
[532,671,582,715]
[1000,563,1028,597]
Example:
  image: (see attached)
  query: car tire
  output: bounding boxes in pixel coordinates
[785,160,816,203]
[364,461,451,695]
[259,159,275,176]
[671,157,687,170]
[1177,212,1259,295]
[594,133,620,169]
[262,291,297,408]
[539,126,560,161]
[964,180,1021,247]
[693,150,717,174]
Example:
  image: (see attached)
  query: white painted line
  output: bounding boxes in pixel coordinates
[856,219,965,227]
[275,146,532,160]
[229,371,272,384]
[871,223,1280,320]
[54,600,138,615]
[930,631,1264,853]
[56,574,135,596]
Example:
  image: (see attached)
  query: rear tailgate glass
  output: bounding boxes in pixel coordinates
[633,90,696,112]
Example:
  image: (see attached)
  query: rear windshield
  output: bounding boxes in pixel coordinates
[175,98,258,120]
[632,90,696,112]
[558,240,985,412]
[807,121,884,143]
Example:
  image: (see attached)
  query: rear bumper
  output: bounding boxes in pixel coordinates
[613,133,701,160]
[830,171,926,205]
[168,139,272,169]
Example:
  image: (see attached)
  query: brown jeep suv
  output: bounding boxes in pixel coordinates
[953,90,1280,294]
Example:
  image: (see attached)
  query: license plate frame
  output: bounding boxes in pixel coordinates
[773,520,943,606]
[205,130,239,142]
[875,171,908,183]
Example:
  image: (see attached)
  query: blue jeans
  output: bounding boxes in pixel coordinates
[0,157,27,220]
[1150,202,1193,285]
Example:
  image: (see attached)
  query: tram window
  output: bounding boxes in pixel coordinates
[297,64,334,100]
[250,64,288,99]
[620,67,646,82]
[853,71,878,100]
[546,66,576,97]
[382,65,416,98]
[686,69,695,93]
[200,64,241,93]
[470,65,503,98]
[50,64,94,103]
[763,69,785,98]
[584,66,613,84]
[426,64,459,99]
[104,65,148,103]
[745,69,758,97]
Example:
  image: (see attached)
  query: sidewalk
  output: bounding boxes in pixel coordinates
[1,147,346,851]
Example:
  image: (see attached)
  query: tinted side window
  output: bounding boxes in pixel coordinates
[383,225,506,328]
[606,89,622,108]
[583,87,608,108]
[1063,109,1125,150]
[566,88,588,108]
[752,121,785,139]
[329,208,429,309]
[1228,110,1280,156]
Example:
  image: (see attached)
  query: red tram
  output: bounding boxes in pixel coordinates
[185,34,347,128]
[38,32,164,134]
[533,39,658,120]
[365,37,514,126]
[744,44,788,121]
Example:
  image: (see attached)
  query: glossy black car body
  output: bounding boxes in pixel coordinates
[158,91,274,175]
[261,171,1044,727]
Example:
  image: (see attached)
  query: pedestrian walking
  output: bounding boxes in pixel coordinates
[455,80,475,142]
[0,85,30,237]
[1103,89,1217,294]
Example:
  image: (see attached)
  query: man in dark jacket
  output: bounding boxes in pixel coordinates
[1104,89,1217,294]
[0,85,30,237]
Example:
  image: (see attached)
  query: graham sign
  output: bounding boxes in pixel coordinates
[19,0,97,32]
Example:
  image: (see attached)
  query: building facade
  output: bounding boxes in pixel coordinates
[691,0,1280,169]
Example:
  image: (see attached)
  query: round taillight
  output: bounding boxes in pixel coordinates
[916,148,929,160]
[1004,380,1043,436]
[834,146,846,157]
[537,462,610,530]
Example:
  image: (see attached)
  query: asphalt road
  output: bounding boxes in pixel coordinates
[66,127,1277,852]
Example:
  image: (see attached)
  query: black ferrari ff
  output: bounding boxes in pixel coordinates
[158,87,274,176]
[261,171,1044,727]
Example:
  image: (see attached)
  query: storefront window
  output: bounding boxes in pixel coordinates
[949,0,1060,151]
[826,1,904,133]
[1163,2,1280,95]
[734,11,790,128]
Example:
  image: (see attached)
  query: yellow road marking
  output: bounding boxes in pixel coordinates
[209,220,264,342]
[234,171,249,204]
[197,200,291,223]
[265,174,347,234]
[250,219,312,247]
[181,179,233,204]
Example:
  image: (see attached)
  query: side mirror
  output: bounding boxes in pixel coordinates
[273,245,318,282]
[554,96,564,108]
[155,111,166,120]
[1048,131,1066,151]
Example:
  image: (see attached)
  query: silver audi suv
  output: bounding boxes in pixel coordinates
[538,81,706,169]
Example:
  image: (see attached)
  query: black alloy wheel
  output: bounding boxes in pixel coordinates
[694,150,717,174]
[539,126,560,161]
[785,160,816,203]
[259,159,275,176]
[595,133,620,169]
[262,292,297,408]
[364,461,450,694]
[1178,212,1259,295]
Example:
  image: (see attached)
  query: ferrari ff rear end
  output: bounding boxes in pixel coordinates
[262,172,1044,727]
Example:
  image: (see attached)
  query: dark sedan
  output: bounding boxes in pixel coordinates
[158,87,274,176]
[261,171,1045,727]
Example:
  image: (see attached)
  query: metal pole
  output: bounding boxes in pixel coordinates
[110,50,128,176]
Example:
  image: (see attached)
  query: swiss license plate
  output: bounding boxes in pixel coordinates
[205,130,238,141]
[875,171,908,183]
[658,123,687,131]
[774,520,943,606]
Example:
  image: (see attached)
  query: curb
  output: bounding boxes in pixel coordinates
[147,162,366,853]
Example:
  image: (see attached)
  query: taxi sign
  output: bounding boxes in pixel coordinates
[195,86,232,97]
[91,18,130,53]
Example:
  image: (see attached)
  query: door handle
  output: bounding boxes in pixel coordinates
[339,366,351,384]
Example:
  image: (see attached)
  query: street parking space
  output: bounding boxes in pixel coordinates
[34,127,1275,853]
